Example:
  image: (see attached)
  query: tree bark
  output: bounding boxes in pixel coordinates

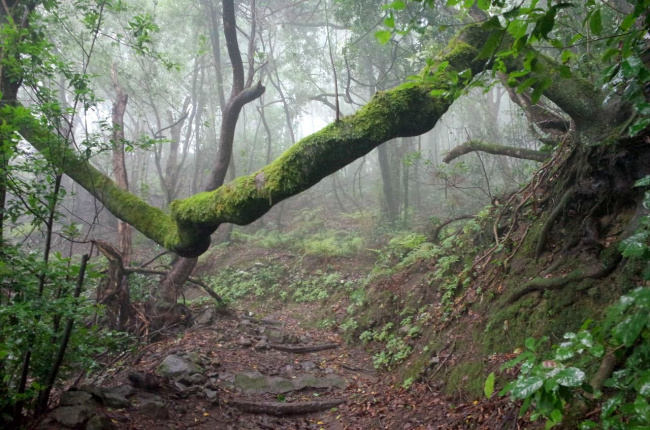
[111,64,133,266]
[443,140,551,164]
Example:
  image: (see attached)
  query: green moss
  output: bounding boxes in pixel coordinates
[445,361,486,400]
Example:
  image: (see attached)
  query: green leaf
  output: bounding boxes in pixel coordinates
[382,0,406,10]
[484,372,495,398]
[635,371,650,396]
[539,8,556,38]
[507,19,527,39]
[589,9,602,35]
[550,408,563,424]
[525,337,537,351]
[589,344,605,358]
[531,77,552,104]
[375,30,392,44]
[620,12,636,31]
[482,16,503,30]
[555,345,574,361]
[384,15,395,28]
[621,56,643,78]
[510,376,544,399]
[555,367,586,387]
[478,30,504,59]
[634,396,650,422]
[619,232,649,258]
[627,287,650,307]
[477,0,490,11]
[561,50,573,63]
[613,311,647,346]
[629,117,650,136]
[577,331,593,348]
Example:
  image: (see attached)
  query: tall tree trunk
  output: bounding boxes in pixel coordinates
[111,64,132,266]
[377,143,399,222]
[158,0,265,305]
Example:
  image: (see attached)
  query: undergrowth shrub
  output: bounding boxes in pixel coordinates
[0,246,134,422]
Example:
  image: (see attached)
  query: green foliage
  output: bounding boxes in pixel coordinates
[496,188,650,428]
[377,0,650,136]
[0,246,133,417]
[232,221,364,258]
[209,265,360,305]
[209,264,286,302]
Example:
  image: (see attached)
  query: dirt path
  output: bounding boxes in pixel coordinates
[37,305,523,430]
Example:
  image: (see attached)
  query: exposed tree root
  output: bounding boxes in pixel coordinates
[535,187,574,261]
[590,349,622,392]
[506,252,622,304]
[268,343,339,353]
[123,267,225,304]
[429,215,476,243]
[230,399,344,415]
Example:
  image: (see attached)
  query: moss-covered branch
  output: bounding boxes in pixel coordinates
[15,23,614,258]
[13,114,208,255]
[443,140,550,163]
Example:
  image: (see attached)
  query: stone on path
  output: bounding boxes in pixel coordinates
[156,354,204,379]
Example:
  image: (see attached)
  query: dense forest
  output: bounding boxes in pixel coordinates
[1,0,649,428]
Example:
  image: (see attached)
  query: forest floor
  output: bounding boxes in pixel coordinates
[36,298,530,430]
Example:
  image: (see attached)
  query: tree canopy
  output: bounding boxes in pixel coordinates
[3,0,646,257]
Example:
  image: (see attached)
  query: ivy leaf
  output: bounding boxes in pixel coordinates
[484,372,495,398]
[384,15,395,28]
[375,30,392,45]
[589,9,603,35]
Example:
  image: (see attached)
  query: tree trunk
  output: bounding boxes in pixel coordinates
[111,64,133,266]
[157,0,264,305]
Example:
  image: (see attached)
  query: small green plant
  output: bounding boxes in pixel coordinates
[495,287,650,429]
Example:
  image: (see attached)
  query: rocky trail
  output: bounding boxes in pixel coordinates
[36,304,525,430]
